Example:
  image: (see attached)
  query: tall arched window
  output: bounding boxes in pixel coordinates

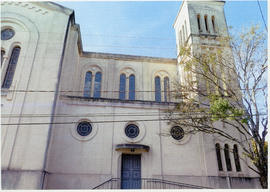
[129,74,135,100]
[215,143,223,171]
[184,20,188,39]
[164,77,170,102]
[155,76,161,102]
[84,71,92,97]
[1,50,5,66]
[233,144,241,172]
[224,144,232,171]
[211,16,216,32]
[93,72,102,98]
[179,30,182,46]
[197,14,201,32]
[204,15,209,32]
[2,46,21,89]
[182,25,185,42]
[119,73,126,100]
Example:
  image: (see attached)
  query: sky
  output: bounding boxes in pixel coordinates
[56,1,267,58]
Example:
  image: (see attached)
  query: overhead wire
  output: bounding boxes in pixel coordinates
[1,86,266,93]
[2,30,175,41]
[256,0,268,32]
[1,113,267,125]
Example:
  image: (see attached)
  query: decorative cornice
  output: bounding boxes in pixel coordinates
[1,2,49,15]
[82,52,177,64]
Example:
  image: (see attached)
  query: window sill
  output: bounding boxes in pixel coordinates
[1,88,9,96]
[218,171,245,177]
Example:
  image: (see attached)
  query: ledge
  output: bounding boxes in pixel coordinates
[1,89,8,96]
[115,144,150,153]
[61,95,179,106]
[81,51,177,64]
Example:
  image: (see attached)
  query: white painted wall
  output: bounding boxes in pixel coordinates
[1,1,261,189]
[1,2,72,189]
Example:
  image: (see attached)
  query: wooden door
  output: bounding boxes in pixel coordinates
[121,154,141,189]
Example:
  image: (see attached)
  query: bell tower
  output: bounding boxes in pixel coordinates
[173,0,234,98]
[174,0,229,58]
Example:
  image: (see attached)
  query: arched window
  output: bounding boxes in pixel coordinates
[84,71,92,97]
[129,74,135,100]
[184,20,188,39]
[2,46,21,89]
[93,72,102,98]
[1,50,5,66]
[179,30,182,46]
[215,143,223,171]
[224,144,232,171]
[233,144,241,172]
[164,77,170,102]
[119,73,126,100]
[197,14,201,32]
[155,76,161,102]
[204,15,209,32]
[182,25,185,42]
[211,16,216,32]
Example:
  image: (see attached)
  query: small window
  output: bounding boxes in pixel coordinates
[129,74,135,100]
[93,72,102,98]
[1,50,5,66]
[119,73,126,100]
[197,14,201,32]
[155,76,161,102]
[77,121,92,136]
[164,77,170,102]
[233,144,241,172]
[2,46,21,89]
[224,144,232,171]
[204,15,209,32]
[84,71,92,97]
[1,28,15,40]
[170,126,184,140]
[215,143,223,171]
[211,16,216,33]
[125,124,139,138]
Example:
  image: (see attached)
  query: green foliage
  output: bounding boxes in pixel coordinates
[172,25,267,188]
[209,94,247,123]
[184,60,193,71]
[244,140,268,166]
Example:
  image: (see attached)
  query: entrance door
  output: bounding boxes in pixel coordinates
[121,154,141,189]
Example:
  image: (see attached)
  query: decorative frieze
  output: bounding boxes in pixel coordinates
[1,2,48,15]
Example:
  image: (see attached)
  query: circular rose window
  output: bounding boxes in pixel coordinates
[170,126,185,140]
[1,28,15,40]
[125,124,140,138]
[77,121,92,136]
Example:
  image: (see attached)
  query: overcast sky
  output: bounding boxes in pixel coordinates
[57,1,267,58]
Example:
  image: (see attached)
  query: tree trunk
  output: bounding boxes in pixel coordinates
[259,173,268,189]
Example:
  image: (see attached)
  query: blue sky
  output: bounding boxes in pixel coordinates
[57,1,267,58]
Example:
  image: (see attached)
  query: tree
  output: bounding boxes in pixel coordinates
[168,26,267,188]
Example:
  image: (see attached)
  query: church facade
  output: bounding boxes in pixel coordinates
[1,1,261,189]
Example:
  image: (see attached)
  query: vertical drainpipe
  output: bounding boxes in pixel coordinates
[41,11,74,189]
[110,107,115,178]
[158,109,164,181]
[226,174,231,189]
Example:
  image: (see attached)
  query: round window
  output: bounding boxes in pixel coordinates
[1,29,15,40]
[170,126,184,140]
[125,124,139,138]
[77,121,92,136]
